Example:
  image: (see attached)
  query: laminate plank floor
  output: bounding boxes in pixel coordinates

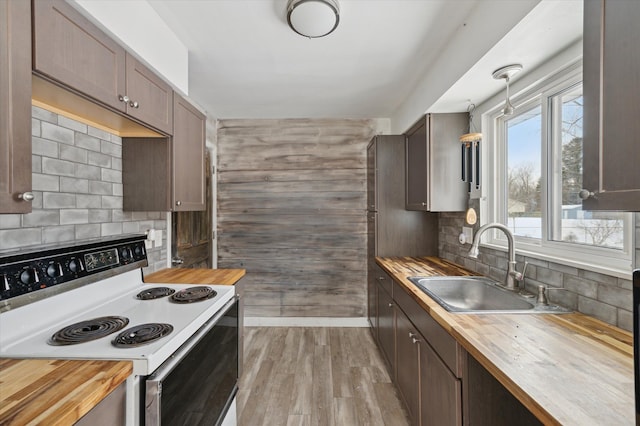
[237,327,410,426]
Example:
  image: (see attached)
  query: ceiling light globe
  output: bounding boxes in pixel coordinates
[287,0,340,38]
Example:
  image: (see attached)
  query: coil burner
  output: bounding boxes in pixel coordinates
[112,323,174,348]
[136,287,176,300]
[49,316,129,345]
[170,286,217,304]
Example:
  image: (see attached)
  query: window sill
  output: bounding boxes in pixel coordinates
[478,241,633,281]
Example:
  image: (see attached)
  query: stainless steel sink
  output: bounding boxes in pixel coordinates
[407,276,571,314]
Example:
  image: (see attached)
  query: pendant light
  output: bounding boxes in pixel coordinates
[287,0,340,38]
[492,64,522,116]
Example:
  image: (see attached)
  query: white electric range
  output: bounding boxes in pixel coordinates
[0,235,239,425]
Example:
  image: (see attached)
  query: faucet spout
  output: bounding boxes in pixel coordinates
[468,222,521,291]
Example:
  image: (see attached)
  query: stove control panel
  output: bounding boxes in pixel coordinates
[0,235,147,303]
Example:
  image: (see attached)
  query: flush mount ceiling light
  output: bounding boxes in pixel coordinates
[287,0,340,38]
[492,64,522,116]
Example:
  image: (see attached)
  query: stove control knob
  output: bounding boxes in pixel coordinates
[1,275,9,292]
[134,245,143,256]
[20,268,39,285]
[68,259,82,273]
[121,247,133,260]
[46,263,63,278]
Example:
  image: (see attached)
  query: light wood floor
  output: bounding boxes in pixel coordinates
[237,327,410,426]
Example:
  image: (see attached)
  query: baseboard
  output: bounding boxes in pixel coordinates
[244,317,370,327]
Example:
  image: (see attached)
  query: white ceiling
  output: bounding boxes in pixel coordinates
[147,0,583,121]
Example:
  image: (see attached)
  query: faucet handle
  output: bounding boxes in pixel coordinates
[513,261,529,282]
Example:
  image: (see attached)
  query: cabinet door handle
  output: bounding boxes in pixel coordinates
[412,337,420,344]
[421,202,427,206]
[378,277,385,281]
[17,192,34,202]
[388,303,393,308]
[578,189,596,200]
[175,201,182,206]
[129,100,139,109]
[118,95,130,103]
[409,331,417,339]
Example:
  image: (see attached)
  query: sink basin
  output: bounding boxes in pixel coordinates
[407,276,571,314]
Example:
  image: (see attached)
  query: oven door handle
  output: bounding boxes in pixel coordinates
[144,295,238,425]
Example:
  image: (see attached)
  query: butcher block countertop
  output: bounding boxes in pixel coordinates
[0,359,131,425]
[377,256,634,425]
[144,267,245,285]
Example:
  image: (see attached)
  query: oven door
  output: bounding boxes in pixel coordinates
[145,297,239,426]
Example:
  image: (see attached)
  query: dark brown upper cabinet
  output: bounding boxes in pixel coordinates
[582,0,640,211]
[405,114,468,212]
[32,0,173,135]
[122,94,205,212]
[1,0,32,213]
[172,94,206,211]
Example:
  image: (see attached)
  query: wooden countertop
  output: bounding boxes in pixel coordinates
[0,359,131,425]
[144,267,245,285]
[377,256,633,425]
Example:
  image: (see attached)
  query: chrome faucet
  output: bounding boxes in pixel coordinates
[468,222,526,291]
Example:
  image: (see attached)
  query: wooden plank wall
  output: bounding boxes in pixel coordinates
[217,119,377,317]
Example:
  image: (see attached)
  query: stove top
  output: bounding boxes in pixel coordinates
[0,269,235,375]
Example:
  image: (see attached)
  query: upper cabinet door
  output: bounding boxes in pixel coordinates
[172,94,206,211]
[405,114,467,212]
[582,0,640,211]
[125,53,173,135]
[32,0,126,112]
[0,0,32,214]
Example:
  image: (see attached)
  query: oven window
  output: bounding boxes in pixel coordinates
[155,300,238,425]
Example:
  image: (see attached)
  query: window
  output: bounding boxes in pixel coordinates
[484,64,633,276]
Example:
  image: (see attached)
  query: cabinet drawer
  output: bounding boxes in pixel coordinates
[373,265,393,298]
[394,283,462,378]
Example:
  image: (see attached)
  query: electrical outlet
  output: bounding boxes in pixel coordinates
[462,226,474,244]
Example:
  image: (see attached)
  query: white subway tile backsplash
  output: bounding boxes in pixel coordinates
[43,193,76,209]
[60,209,89,225]
[101,195,122,209]
[2,110,168,273]
[87,126,112,141]
[0,215,22,229]
[75,223,101,240]
[60,145,88,164]
[101,140,122,158]
[32,173,59,192]
[87,151,112,168]
[75,164,101,180]
[31,106,57,123]
[57,116,87,133]
[578,296,617,325]
[76,194,102,209]
[32,137,59,158]
[101,222,123,236]
[75,133,102,152]
[101,168,121,183]
[0,228,42,250]
[41,122,74,145]
[88,209,111,223]
[60,177,89,194]
[42,157,75,176]
[88,181,112,195]
[42,225,75,244]
[22,210,60,227]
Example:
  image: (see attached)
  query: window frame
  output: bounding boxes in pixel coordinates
[481,63,634,279]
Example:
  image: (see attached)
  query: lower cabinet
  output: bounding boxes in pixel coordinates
[376,283,395,371]
[369,268,542,425]
[396,310,420,424]
[396,306,461,426]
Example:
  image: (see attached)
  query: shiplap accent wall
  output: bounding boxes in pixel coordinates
[217,119,377,317]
